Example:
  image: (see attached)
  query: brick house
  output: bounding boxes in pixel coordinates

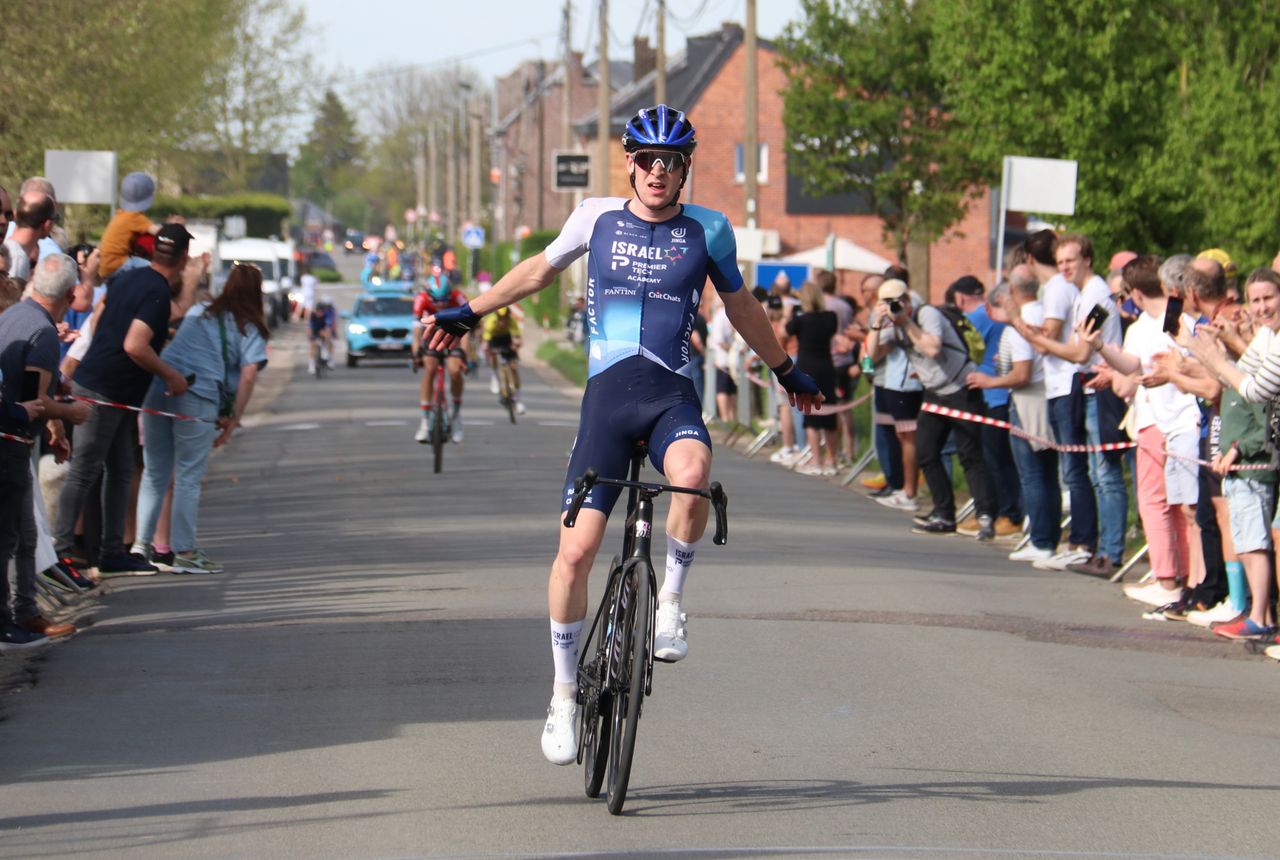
[572,22,996,301]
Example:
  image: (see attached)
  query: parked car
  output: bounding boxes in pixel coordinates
[343,292,417,366]
[297,247,338,272]
[218,236,293,327]
[343,229,365,255]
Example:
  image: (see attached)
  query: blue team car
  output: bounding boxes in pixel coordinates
[343,291,417,367]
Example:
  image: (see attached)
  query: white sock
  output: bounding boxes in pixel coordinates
[550,618,583,699]
[659,535,697,602]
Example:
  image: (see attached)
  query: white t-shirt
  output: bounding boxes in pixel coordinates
[1003,300,1045,385]
[298,273,317,310]
[1040,273,1080,398]
[4,238,31,284]
[1122,310,1201,435]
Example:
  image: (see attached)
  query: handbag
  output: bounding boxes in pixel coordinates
[216,314,237,419]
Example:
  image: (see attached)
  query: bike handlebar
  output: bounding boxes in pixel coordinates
[562,469,729,547]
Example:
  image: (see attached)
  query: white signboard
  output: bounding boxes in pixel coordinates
[1005,156,1077,215]
[462,225,485,250]
[44,150,117,205]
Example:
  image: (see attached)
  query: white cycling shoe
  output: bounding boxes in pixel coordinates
[541,696,579,765]
[654,600,688,663]
[414,416,430,443]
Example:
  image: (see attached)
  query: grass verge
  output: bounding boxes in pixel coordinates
[537,340,588,388]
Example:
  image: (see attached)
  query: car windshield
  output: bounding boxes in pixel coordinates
[222,258,276,279]
[354,297,415,316]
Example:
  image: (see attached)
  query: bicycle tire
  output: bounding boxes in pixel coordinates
[583,555,623,797]
[606,559,652,815]
[431,403,446,474]
[500,364,517,424]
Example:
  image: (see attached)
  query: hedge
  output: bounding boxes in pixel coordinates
[152,192,292,239]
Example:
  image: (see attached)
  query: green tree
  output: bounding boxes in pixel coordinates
[292,90,363,204]
[777,0,983,257]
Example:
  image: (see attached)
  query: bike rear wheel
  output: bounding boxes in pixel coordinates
[431,403,446,474]
[606,559,652,815]
[499,363,517,424]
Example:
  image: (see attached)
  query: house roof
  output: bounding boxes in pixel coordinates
[576,23,775,138]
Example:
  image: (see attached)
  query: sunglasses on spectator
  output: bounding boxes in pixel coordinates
[632,151,687,173]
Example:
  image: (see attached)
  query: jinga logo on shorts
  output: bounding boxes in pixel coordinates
[672,427,701,440]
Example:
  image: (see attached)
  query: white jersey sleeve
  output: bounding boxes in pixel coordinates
[543,197,628,269]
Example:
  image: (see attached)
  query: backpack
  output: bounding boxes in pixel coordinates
[920,303,985,366]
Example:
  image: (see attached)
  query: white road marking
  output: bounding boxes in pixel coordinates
[538,421,579,428]
[364,420,409,427]
[276,422,321,431]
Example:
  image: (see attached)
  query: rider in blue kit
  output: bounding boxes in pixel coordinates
[424,105,821,765]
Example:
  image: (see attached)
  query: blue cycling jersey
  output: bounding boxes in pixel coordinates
[544,198,743,379]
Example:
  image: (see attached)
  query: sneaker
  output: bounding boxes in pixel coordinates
[1213,617,1275,641]
[489,375,500,394]
[0,621,49,652]
[912,510,940,528]
[1123,579,1185,608]
[20,615,75,638]
[796,463,824,476]
[1157,595,1214,622]
[451,411,464,444]
[540,696,579,765]
[654,600,688,662]
[975,515,995,542]
[414,415,430,443]
[38,564,80,593]
[861,472,887,490]
[57,557,97,589]
[171,550,224,575]
[1066,555,1120,578]
[1032,545,1093,571]
[1263,644,1280,661]
[97,552,158,577]
[130,542,175,573]
[769,446,795,464]
[994,516,1024,539]
[1009,545,1054,563]
[867,485,896,499]
[821,465,838,477]
[912,515,956,535]
[1187,600,1242,628]
[308,361,317,376]
[875,490,920,512]
[516,400,527,416]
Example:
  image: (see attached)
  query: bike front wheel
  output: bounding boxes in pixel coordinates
[431,404,446,473]
[606,559,652,815]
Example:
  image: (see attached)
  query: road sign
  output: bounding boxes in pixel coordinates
[462,224,486,250]
[44,150,117,205]
[554,151,590,191]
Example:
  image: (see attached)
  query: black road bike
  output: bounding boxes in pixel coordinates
[562,445,728,815]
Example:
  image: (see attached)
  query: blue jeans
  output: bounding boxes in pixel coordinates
[982,403,1023,521]
[136,391,220,552]
[1009,404,1061,550]
[689,355,705,406]
[1048,392,1097,550]
[1084,394,1128,563]
[54,384,140,559]
[874,420,903,489]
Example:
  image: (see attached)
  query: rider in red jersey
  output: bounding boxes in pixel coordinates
[412,265,470,443]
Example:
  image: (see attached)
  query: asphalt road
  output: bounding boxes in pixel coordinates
[1,288,1279,859]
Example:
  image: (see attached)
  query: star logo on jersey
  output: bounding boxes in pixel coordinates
[663,247,685,264]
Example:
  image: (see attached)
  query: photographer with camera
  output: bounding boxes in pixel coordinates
[863,278,996,539]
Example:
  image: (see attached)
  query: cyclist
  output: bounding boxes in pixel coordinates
[482,305,525,414]
[413,265,469,443]
[308,295,336,375]
[424,104,822,765]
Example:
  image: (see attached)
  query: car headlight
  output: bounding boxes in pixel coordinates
[347,323,368,335]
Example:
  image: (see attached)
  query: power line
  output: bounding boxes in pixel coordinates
[633,0,653,39]
[328,30,561,92]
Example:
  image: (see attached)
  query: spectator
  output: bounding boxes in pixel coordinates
[1108,250,1139,327]
[707,292,740,423]
[0,253,90,647]
[787,280,840,476]
[295,263,317,321]
[953,275,1023,538]
[133,263,269,574]
[1088,255,1201,607]
[52,224,198,576]
[865,272,926,512]
[0,183,10,238]
[972,266,1061,563]
[4,190,56,287]
[865,278,995,538]
[766,294,802,464]
[818,269,857,464]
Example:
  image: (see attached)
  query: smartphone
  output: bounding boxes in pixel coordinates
[21,370,41,402]
[1163,296,1184,336]
[1085,303,1109,332]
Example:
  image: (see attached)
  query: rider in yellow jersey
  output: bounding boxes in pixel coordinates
[482,306,524,414]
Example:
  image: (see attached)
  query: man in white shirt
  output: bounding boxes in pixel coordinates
[1087,255,1200,607]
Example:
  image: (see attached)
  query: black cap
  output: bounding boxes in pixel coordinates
[948,275,985,297]
[154,223,193,257]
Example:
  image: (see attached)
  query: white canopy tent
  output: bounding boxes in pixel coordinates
[776,236,894,274]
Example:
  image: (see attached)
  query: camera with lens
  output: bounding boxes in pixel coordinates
[887,299,903,316]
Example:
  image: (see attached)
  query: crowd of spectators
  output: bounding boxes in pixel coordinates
[726,228,1280,660]
[0,173,268,651]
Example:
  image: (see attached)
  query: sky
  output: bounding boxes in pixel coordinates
[305,0,806,104]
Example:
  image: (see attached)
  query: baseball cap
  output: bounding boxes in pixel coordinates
[1197,248,1237,280]
[878,278,908,301]
[120,172,155,212]
[1108,251,1137,274]
[948,275,984,297]
[154,223,193,258]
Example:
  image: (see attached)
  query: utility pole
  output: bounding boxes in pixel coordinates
[743,0,758,229]
[655,0,666,105]
[469,97,483,228]
[428,124,440,233]
[536,61,546,230]
[562,0,573,150]
[446,108,458,245]
[596,0,611,198]
[414,142,427,245]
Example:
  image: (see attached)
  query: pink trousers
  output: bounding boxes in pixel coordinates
[1136,425,1191,581]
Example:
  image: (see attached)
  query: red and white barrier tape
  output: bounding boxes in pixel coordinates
[920,402,1273,472]
[0,430,35,445]
[69,396,215,423]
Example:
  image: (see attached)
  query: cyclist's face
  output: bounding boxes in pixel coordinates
[630,150,686,211]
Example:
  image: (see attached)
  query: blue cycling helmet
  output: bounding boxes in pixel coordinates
[365,252,378,265]
[427,272,450,300]
[621,104,697,154]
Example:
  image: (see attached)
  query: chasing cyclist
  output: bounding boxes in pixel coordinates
[482,305,525,415]
[423,105,821,765]
[308,295,336,375]
[413,265,469,443]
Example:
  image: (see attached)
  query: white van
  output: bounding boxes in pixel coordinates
[218,236,289,326]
